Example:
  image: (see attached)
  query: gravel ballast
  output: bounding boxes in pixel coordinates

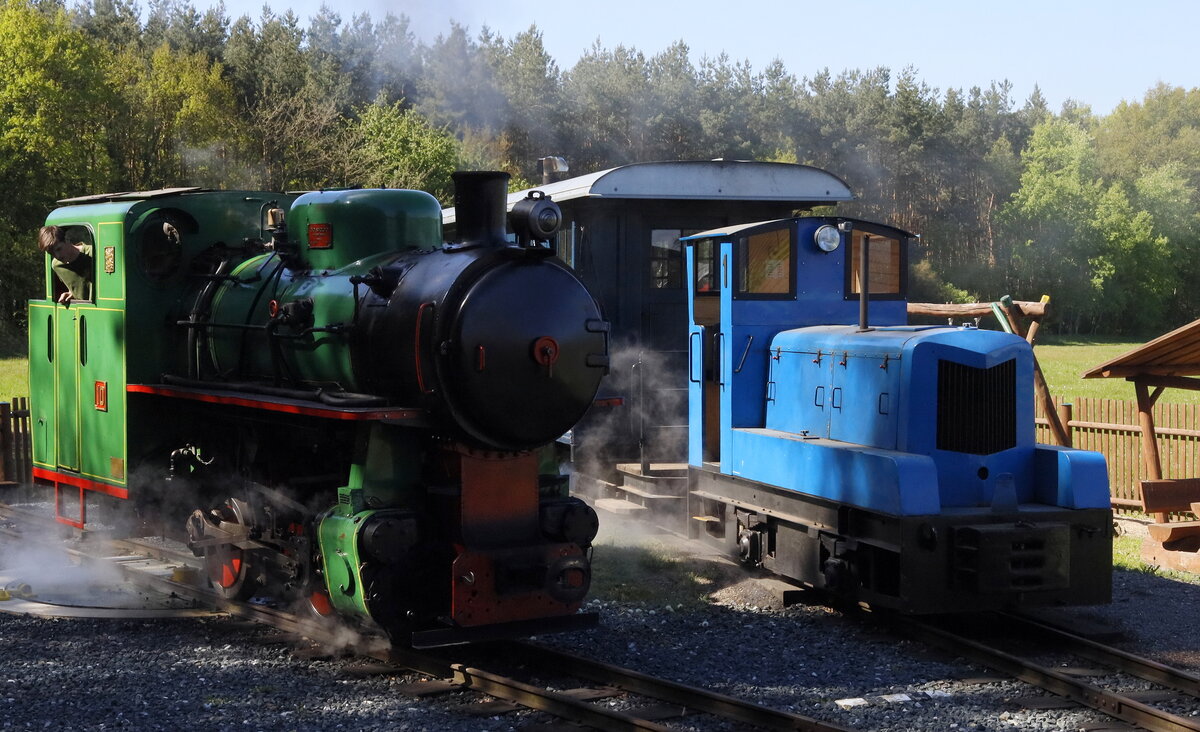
[1,520,1198,730]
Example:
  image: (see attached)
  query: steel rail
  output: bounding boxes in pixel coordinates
[502,640,856,732]
[1004,612,1200,697]
[896,616,1200,732]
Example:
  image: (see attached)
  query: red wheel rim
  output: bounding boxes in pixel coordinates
[309,590,333,617]
[209,548,243,589]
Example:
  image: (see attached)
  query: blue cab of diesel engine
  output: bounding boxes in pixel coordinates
[682,215,1109,519]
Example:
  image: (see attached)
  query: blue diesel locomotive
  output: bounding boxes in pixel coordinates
[682,216,1112,612]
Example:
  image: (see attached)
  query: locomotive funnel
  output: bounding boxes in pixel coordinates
[453,171,510,249]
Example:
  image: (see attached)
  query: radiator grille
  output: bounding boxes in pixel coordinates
[937,358,1016,454]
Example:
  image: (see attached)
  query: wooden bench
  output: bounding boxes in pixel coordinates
[1140,478,1200,545]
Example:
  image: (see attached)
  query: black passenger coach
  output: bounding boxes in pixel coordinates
[444,160,855,479]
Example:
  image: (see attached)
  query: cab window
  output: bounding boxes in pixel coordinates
[847,231,904,297]
[736,227,793,298]
[48,225,96,302]
[692,239,717,294]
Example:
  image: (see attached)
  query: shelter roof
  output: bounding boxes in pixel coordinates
[443,160,854,224]
[1083,318,1200,379]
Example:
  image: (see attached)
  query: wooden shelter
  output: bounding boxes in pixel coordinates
[1084,317,1200,571]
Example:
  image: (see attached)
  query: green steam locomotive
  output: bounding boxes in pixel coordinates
[28,172,609,645]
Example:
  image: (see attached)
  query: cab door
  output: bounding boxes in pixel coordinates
[686,240,722,467]
[54,305,80,471]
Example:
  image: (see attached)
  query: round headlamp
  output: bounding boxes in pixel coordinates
[814,225,841,252]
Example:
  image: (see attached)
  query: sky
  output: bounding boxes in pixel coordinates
[199,0,1195,115]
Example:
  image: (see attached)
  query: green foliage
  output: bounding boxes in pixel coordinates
[1001,120,1104,330]
[107,42,239,188]
[349,96,460,202]
[3,0,1200,342]
[909,258,973,304]
[0,0,115,207]
[1000,116,1182,335]
[0,0,116,323]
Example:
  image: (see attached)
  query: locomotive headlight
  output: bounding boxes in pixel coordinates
[814,225,841,253]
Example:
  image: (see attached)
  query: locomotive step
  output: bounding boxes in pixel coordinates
[615,463,687,499]
[594,497,649,515]
[616,482,684,500]
[615,462,689,478]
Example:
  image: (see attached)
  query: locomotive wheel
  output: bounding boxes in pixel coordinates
[202,500,261,601]
[206,544,252,597]
[303,582,337,622]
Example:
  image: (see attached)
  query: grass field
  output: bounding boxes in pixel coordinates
[0,357,27,405]
[1036,335,1200,404]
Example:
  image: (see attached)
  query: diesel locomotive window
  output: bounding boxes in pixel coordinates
[736,227,793,297]
[649,229,700,288]
[692,239,717,293]
[846,231,903,297]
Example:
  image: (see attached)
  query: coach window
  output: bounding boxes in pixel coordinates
[846,231,904,297]
[736,227,793,297]
[650,229,700,289]
[650,229,683,288]
[555,220,577,268]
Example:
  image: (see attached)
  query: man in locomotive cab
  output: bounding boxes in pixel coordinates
[38,225,94,304]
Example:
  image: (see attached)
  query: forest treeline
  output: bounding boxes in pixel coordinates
[2,0,1198,340]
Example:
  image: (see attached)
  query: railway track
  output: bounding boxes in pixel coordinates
[8,499,1200,730]
[894,611,1200,731]
[0,502,852,731]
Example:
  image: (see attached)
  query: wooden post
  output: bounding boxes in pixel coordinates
[1024,295,1051,345]
[1056,402,1073,447]
[998,297,1070,447]
[1135,379,1166,522]
[0,402,9,484]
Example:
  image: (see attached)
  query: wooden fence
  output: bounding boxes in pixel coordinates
[1037,397,1200,512]
[0,397,32,487]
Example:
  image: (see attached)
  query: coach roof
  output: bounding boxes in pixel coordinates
[443,160,855,224]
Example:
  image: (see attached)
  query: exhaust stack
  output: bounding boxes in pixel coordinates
[452,171,510,249]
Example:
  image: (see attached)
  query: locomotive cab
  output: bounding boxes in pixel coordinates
[681,216,1112,613]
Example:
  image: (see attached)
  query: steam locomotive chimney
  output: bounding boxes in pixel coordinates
[453,171,511,249]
